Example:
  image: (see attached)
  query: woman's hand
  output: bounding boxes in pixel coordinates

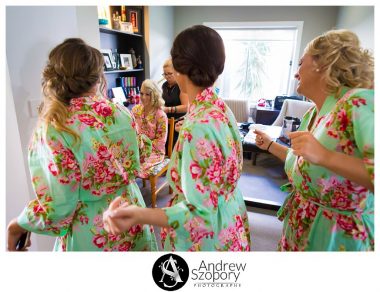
[103,197,142,235]
[163,106,170,114]
[254,129,272,150]
[288,131,330,165]
[7,218,30,251]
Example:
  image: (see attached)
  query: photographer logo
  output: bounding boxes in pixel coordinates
[152,253,189,291]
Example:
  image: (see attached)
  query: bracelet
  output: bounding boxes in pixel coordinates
[266,140,274,152]
[174,106,177,113]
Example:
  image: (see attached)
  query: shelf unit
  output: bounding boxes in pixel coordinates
[99,6,146,91]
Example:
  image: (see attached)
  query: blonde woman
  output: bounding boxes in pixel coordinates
[7,38,157,251]
[132,79,168,178]
[255,29,374,251]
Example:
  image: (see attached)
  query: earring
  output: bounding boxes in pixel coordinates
[176,72,180,76]
[315,68,320,72]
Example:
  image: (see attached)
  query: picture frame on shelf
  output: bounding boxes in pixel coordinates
[129,10,139,33]
[111,87,127,105]
[120,54,133,70]
[101,49,116,69]
[120,22,134,33]
[102,53,113,71]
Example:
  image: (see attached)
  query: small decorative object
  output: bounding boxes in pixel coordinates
[112,11,121,30]
[98,18,108,27]
[129,48,137,68]
[112,49,121,69]
[101,49,116,69]
[102,53,113,71]
[136,55,143,69]
[129,10,139,33]
[120,54,133,70]
[120,22,133,33]
[121,5,127,22]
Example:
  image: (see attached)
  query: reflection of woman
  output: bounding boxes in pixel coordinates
[132,79,167,178]
[6,38,157,251]
[255,29,374,251]
[161,58,188,153]
[104,25,251,251]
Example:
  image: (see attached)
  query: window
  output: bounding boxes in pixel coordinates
[207,22,303,105]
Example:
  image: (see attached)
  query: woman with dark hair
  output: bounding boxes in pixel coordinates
[7,38,157,251]
[255,29,374,251]
[103,25,251,251]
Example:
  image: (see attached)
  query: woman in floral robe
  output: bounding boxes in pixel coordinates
[103,25,251,251]
[132,79,168,178]
[7,38,157,251]
[254,29,374,251]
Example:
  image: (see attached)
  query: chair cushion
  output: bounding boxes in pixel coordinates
[147,158,171,176]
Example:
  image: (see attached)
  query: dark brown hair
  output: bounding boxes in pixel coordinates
[171,25,225,87]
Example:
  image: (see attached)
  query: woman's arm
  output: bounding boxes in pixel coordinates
[289,131,373,191]
[254,129,288,162]
[163,92,189,114]
[322,151,373,192]
[267,141,289,162]
[103,198,169,235]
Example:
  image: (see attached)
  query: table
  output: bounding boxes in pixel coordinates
[239,124,287,210]
[241,125,282,165]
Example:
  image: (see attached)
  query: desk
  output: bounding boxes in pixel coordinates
[254,106,280,125]
[239,124,287,210]
[241,125,282,165]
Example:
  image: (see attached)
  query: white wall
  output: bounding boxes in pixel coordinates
[6,6,99,251]
[147,6,175,84]
[6,63,38,251]
[173,6,339,56]
[336,6,374,51]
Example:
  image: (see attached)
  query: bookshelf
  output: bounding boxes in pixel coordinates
[98,6,146,98]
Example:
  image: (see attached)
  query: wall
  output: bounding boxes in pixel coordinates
[336,6,374,51]
[6,6,99,251]
[146,6,175,84]
[174,6,339,58]
[6,63,38,251]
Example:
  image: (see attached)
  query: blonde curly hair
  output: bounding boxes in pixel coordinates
[40,38,106,143]
[141,79,165,109]
[306,29,374,98]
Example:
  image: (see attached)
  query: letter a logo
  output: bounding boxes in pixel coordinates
[152,253,189,291]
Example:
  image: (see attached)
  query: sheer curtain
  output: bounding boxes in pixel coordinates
[213,27,299,106]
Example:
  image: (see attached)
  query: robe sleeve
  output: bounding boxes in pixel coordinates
[17,126,81,236]
[350,90,374,185]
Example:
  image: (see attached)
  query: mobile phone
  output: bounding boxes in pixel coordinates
[16,231,31,251]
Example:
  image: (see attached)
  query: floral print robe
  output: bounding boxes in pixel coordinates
[161,87,251,251]
[278,87,374,251]
[132,104,168,178]
[17,96,158,251]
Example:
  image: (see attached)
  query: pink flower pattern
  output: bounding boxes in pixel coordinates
[161,87,251,251]
[20,95,157,251]
[132,104,168,178]
[279,88,374,251]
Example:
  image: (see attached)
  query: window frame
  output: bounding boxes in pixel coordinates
[205,21,304,99]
